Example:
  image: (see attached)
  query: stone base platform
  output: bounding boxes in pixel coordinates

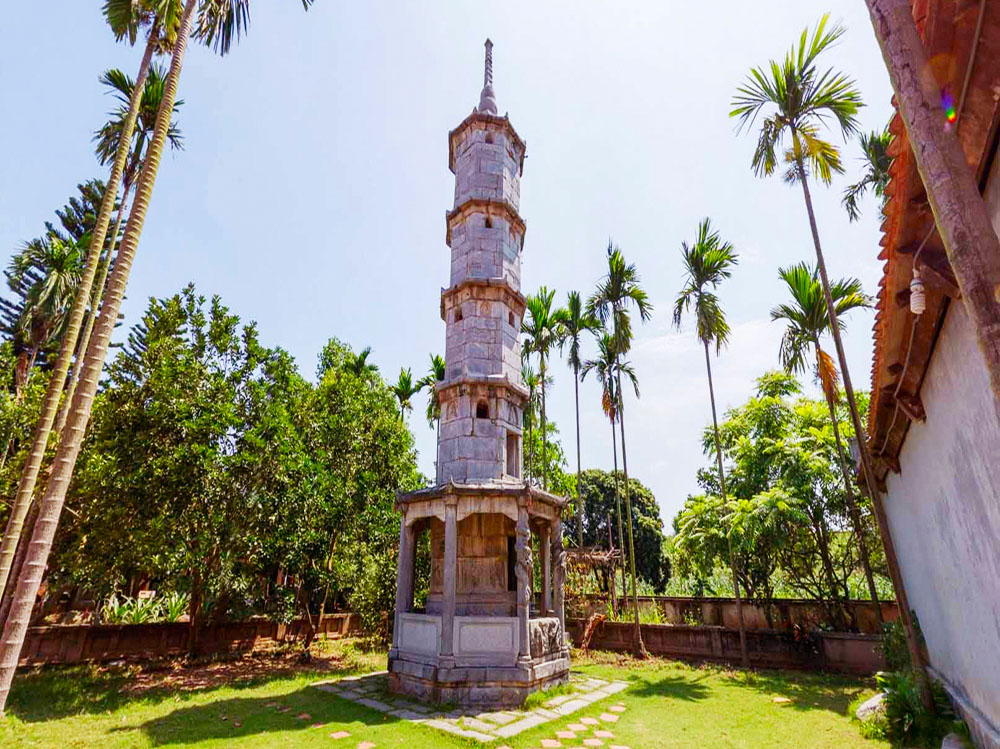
[388,649,570,707]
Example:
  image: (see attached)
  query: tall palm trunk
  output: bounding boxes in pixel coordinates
[816,339,881,623]
[0,0,198,711]
[573,363,583,545]
[795,154,931,708]
[0,40,157,609]
[866,0,1000,421]
[610,416,626,606]
[704,340,749,669]
[540,354,548,490]
[53,196,129,438]
[616,370,646,658]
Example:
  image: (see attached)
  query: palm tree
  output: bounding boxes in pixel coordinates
[559,291,598,545]
[842,126,891,222]
[420,353,446,478]
[770,262,881,625]
[521,363,540,482]
[391,367,423,419]
[581,332,634,603]
[672,217,748,669]
[54,63,185,438]
[0,0,307,711]
[344,346,378,378]
[520,287,568,490]
[0,0,177,622]
[588,244,652,657]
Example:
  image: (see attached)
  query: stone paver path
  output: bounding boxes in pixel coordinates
[312,671,629,743]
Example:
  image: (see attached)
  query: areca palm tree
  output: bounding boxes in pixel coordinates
[55,63,185,438]
[581,332,634,602]
[521,363,540,482]
[730,14,880,505]
[559,291,598,544]
[672,217,748,669]
[587,244,652,657]
[770,262,881,623]
[392,367,423,420]
[0,0,311,711]
[521,287,568,490]
[842,126,891,222]
[344,346,378,378]
[420,353,446,477]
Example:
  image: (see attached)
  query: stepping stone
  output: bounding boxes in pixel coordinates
[610,746,631,749]
[554,699,590,716]
[358,743,376,749]
[609,705,626,713]
[584,740,604,747]
[329,731,350,739]
[478,711,517,725]
[541,740,561,748]
[568,723,587,732]
[599,713,619,723]
[773,696,792,704]
[296,713,312,720]
[595,730,614,738]
[546,695,574,706]
[265,701,280,708]
[581,717,599,726]
[556,730,577,739]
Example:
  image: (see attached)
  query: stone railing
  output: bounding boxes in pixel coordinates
[19,613,361,667]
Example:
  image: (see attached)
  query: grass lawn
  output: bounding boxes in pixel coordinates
[1,638,887,748]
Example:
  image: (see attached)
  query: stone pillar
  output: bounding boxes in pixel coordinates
[440,498,458,660]
[391,511,410,653]
[551,515,566,638]
[541,524,551,614]
[515,503,532,663]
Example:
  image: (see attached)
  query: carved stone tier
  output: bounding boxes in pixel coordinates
[388,483,570,707]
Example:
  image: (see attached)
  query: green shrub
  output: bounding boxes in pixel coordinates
[159,591,190,623]
[874,670,964,747]
[879,615,922,671]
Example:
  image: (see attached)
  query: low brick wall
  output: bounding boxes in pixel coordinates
[19,613,362,667]
[566,618,885,674]
[570,595,897,635]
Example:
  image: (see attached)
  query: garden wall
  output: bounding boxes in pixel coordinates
[569,595,897,635]
[566,619,886,675]
[18,614,361,667]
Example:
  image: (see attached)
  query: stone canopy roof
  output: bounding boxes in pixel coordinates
[867,0,1000,475]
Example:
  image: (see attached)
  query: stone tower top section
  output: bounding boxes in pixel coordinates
[436,41,528,486]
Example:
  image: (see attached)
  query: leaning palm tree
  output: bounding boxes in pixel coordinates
[842,126,891,222]
[587,244,652,657]
[0,0,182,624]
[559,291,598,544]
[770,262,881,623]
[730,13,880,505]
[671,217,748,669]
[581,331,634,602]
[392,367,423,420]
[0,0,309,711]
[420,353,446,476]
[54,63,185,438]
[520,287,568,490]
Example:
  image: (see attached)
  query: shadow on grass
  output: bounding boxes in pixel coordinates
[622,671,713,702]
[724,669,872,716]
[133,685,400,746]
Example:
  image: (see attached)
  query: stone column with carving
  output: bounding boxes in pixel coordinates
[541,524,551,614]
[440,498,458,661]
[515,503,532,662]
[551,515,566,639]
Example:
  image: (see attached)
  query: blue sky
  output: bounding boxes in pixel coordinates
[0,1,892,527]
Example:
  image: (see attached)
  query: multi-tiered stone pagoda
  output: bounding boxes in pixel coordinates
[387,40,570,708]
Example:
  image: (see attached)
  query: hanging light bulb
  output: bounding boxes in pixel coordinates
[910,269,926,315]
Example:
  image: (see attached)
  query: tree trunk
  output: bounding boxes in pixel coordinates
[540,354,548,490]
[0,39,156,609]
[815,513,848,631]
[610,418,626,604]
[818,358,882,622]
[54,194,129,439]
[867,0,1000,421]
[573,363,584,546]
[704,341,749,669]
[795,153,932,709]
[0,0,198,712]
[616,370,646,659]
[0,500,37,632]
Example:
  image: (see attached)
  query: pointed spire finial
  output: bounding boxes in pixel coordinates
[478,38,497,115]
